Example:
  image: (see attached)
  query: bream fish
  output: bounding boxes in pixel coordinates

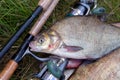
[29,16,120,59]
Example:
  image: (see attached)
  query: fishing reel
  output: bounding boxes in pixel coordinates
[67,0,105,16]
[24,48,72,80]
[33,57,69,80]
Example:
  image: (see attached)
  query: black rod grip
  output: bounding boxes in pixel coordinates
[0,6,43,59]
[13,34,34,62]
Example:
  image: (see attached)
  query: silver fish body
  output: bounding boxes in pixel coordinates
[70,48,120,80]
[29,16,120,59]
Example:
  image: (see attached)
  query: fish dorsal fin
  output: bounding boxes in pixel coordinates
[111,23,120,28]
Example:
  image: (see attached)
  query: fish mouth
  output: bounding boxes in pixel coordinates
[29,42,34,49]
[29,42,40,52]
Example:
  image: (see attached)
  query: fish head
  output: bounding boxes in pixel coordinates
[29,29,61,53]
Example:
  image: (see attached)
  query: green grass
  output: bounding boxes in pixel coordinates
[98,0,120,22]
[0,0,120,79]
[0,0,38,37]
[0,0,77,37]
[0,0,120,37]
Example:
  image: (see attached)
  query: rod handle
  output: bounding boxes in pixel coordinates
[0,60,18,80]
[29,0,60,36]
[38,0,53,10]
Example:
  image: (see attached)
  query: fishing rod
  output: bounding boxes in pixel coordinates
[0,0,106,80]
[0,0,53,59]
[0,0,59,80]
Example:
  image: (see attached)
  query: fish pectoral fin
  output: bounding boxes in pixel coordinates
[62,45,83,52]
[111,23,120,28]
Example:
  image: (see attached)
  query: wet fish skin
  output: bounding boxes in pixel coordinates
[29,16,120,59]
[70,48,120,80]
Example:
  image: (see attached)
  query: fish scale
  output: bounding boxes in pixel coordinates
[29,16,120,59]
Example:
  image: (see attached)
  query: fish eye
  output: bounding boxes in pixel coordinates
[39,38,45,44]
